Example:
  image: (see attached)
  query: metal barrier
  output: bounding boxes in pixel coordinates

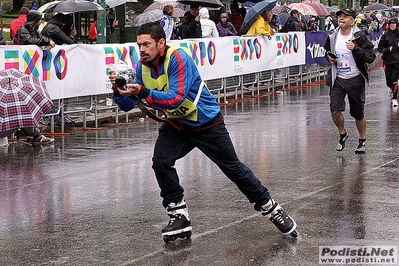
[42,61,372,133]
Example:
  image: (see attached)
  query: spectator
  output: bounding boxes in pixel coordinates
[216,12,238,37]
[160,5,174,40]
[31,1,37,10]
[12,10,55,145]
[230,5,243,35]
[325,12,338,31]
[89,20,97,41]
[378,17,399,107]
[0,30,4,45]
[247,10,274,39]
[281,9,302,32]
[270,14,279,32]
[106,5,118,43]
[10,7,29,40]
[199,7,219,38]
[41,13,75,45]
[181,4,202,39]
[13,10,55,48]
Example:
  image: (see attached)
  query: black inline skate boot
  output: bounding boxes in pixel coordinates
[260,199,298,238]
[162,200,192,243]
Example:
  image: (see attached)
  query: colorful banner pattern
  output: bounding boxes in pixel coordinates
[0,32,329,100]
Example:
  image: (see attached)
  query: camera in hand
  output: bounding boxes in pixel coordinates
[115,76,126,88]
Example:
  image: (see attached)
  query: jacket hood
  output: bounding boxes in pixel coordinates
[27,10,42,23]
[199,8,209,19]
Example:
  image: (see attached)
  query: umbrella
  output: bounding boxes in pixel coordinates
[144,1,187,12]
[241,0,277,34]
[37,1,62,13]
[106,0,138,8]
[287,3,318,16]
[53,0,104,13]
[133,9,163,26]
[302,0,329,16]
[363,3,389,12]
[0,69,53,132]
[271,5,291,15]
[177,0,223,8]
[173,7,186,17]
[278,12,290,26]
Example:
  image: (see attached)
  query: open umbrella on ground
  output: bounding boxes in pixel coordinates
[363,3,389,12]
[177,0,223,8]
[303,0,330,16]
[0,69,53,132]
[134,9,163,26]
[287,3,318,16]
[241,0,277,34]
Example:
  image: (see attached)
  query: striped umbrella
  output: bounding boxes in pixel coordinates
[0,69,53,132]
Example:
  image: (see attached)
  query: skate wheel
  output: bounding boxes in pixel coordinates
[163,235,177,243]
[179,231,192,239]
[290,230,298,238]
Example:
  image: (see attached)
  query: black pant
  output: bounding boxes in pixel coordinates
[152,113,271,210]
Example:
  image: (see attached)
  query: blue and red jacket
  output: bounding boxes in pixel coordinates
[113,45,220,128]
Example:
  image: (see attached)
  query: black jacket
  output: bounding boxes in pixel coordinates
[282,16,301,32]
[181,13,202,39]
[323,26,376,88]
[13,10,51,46]
[378,28,399,65]
[41,14,75,45]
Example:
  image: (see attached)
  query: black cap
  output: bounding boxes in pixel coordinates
[389,17,398,24]
[190,4,199,8]
[336,7,356,19]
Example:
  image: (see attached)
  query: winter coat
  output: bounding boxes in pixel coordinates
[216,21,238,37]
[10,14,27,40]
[247,14,273,36]
[181,13,202,39]
[323,25,376,88]
[199,8,218,38]
[281,16,302,32]
[13,10,51,46]
[41,14,75,45]
[378,28,399,65]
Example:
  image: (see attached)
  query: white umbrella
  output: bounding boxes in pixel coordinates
[106,0,138,8]
[133,10,163,27]
[37,1,62,13]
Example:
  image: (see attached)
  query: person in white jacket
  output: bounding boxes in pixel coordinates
[199,7,219,38]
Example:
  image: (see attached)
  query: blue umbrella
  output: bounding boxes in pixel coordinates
[241,0,277,34]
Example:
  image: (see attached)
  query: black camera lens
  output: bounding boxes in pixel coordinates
[115,76,126,88]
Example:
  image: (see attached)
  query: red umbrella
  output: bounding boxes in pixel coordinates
[303,0,330,16]
[0,69,53,132]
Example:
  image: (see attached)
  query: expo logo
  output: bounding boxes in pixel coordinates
[276,34,299,56]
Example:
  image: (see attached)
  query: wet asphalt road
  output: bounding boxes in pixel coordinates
[0,67,398,266]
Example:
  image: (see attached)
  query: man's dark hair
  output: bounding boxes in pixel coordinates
[137,22,166,42]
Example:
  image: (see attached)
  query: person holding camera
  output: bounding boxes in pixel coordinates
[323,8,375,153]
[108,22,297,242]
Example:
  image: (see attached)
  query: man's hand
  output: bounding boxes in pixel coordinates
[118,84,141,96]
[108,69,119,91]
